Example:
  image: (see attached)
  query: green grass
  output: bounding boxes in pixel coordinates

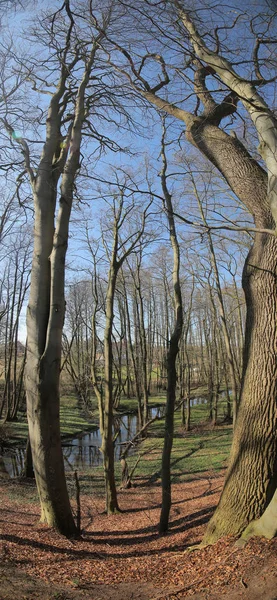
[133,393,231,484]
[1,388,233,500]
[0,394,98,446]
[115,393,167,414]
[68,392,233,497]
[123,423,232,489]
[59,395,97,438]
[66,421,232,500]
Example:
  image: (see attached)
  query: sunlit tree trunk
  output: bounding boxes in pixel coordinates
[177,9,277,542]
[23,30,100,535]
[136,47,277,539]
[91,191,151,513]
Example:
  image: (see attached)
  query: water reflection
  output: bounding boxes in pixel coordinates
[62,406,165,472]
[1,402,206,478]
[0,447,25,478]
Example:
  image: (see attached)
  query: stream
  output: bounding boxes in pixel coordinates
[0,397,208,478]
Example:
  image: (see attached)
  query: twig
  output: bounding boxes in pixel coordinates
[74,470,81,535]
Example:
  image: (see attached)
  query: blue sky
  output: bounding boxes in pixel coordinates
[2,0,270,341]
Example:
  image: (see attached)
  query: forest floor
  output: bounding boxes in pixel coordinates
[1,472,277,600]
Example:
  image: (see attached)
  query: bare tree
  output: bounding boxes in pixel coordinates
[2,2,125,535]
[159,123,183,533]
[191,173,239,423]
[90,182,152,513]
[63,280,94,408]
[0,230,31,421]
[105,0,277,543]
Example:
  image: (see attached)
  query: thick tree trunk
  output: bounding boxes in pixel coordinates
[204,232,277,543]
[25,187,78,536]
[24,37,97,536]
[159,111,277,541]
[27,360,77,532]
[136,8,277,541]
[186,122,277,542]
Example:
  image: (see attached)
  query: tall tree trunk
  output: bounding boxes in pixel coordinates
[159,126,183,533]
[130,6,277,537]
[151,95,277,540]
[24,35,99,536]
[102,263,120,514]
[191,125,277,542]
[204,233,277,542]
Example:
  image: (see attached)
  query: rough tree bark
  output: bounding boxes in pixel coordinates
[145,90,276,540]
[113,2,277,541]
[177,6,277,543]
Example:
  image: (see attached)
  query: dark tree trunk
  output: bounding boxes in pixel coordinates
[159,127,183,533]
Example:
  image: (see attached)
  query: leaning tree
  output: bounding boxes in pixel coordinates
[104,0,277,543]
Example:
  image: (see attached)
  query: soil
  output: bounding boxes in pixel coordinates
[1,472,277,600]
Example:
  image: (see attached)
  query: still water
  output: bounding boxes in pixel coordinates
[1,405,167,478]
[1,397,209,478]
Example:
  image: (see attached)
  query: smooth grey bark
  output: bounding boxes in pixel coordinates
[19,27,102,535]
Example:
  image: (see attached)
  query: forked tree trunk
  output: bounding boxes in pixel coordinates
[23,35,99,536]
[25,185,77,534]
[95,196,149,513]
[134,5,277,540]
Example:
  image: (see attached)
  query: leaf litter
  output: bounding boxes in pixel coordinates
[1,471,277,600]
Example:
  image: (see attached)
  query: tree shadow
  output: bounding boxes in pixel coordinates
[1,505,214,560]
[138,444,204,487]
[118,483,220,514]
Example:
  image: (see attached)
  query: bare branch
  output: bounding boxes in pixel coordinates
[1,117,35,184]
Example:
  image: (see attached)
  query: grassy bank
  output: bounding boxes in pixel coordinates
[0,395,98,446]
[66,393,233,498]
[1,390,233,502]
